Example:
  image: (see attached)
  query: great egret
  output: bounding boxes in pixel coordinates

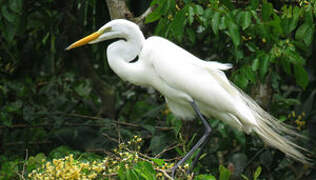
[66,19,310,175]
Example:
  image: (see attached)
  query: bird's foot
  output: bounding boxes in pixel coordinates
[170,166,177,179]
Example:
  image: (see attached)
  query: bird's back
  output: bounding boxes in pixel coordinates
[140,37,254,128]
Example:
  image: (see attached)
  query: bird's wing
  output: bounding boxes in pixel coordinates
[143,37,239,112]
[143,37,258,127]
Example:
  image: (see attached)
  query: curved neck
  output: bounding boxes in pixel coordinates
[106,31,146,85]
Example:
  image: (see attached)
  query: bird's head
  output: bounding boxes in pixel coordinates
[65,19,140,51]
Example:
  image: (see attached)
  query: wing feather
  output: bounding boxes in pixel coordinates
[143,37,240,114]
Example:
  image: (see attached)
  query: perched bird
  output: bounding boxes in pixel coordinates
[66,19,310,175]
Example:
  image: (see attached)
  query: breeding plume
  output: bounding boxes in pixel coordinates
[66,19,309,175]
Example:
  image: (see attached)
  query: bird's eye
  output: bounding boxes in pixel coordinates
[100,26,112,34]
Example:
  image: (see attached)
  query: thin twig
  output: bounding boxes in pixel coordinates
[22,149,28,177]
[103,173,118,177]
[155,168,174,180]
[4,141,52,146]
[135,7,154,23]
[102,133,119,143]
[68,113,173,131]
[0,113,173,131]
[16,149,28,180]
[155,143,181,158]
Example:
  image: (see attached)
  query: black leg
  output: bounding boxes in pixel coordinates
[187,138,208,174]
[171,101,212,177]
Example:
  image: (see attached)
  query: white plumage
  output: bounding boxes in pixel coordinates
[66,19,310,172]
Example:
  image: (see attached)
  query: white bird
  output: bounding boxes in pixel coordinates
[66,19,310,175]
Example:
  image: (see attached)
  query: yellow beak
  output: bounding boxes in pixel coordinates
[65,32,101,51]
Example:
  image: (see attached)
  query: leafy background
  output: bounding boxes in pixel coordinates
[0,0,315,179]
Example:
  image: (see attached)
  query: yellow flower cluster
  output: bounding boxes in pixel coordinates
[27,135,179,179]
[28,154,105,180]
[288,111,306,131]
[105,136,143,174]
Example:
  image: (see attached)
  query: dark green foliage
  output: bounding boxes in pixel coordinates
[0,0,316,179]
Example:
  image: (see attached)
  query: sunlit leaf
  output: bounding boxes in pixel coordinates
[195,174,216,180]
[211,11,221,35]
[253,166,262,180]
[151,158,165,166]
[262,1,273,21]
[252,58,259,71]
[293,64,308,89]
[219,165,231,180]
[194,4,204,15]
[225,15,240,47]
[240,11,251,30]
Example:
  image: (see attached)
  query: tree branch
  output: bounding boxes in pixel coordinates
[105,0,133,19]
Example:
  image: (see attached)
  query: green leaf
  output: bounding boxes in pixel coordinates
[211,11,221,35]
[302,90,316,115]
[134,161,156,180]
[252,58,259,71]
[149,135,167,154]
[0,112,12,127]
[75,82,91,97]
[244,66,256,83]
[293,64,308,89]
[269,14,283,37]
[225,15,240,47]
[253,166,262,180]
[195,174,216,180]
[142,125,156,134]
[232,70,248,89]
[279,115,287,122]
[250,0,259,10]
[304,7,313,25]
[203,8,213,27]
[240,11,251,30]
[1,5,16,23]
[241,174,249,180]
[145,0,166,23]
[284,48,305,66]
[262,1,273,21]
[152,158,165,166]
[219,15,227,30]
[154,18,168,36]
[234,48,244,61]
[257,23,269,39]
[145,9,162,23]
[295,23,314,46]
[194,4,204,15]
[219,165,231,180]
[245,42,257,52]
[188,6,194,25]
[303,26,313,46]
[186,28,196,44]
[1,22,16,43]
[171,6,187,42]
[282,6,301,34]
[281,58,291,75]
[295,23,308,41]
[259,54,270,80]
[9,0,23,13]
[221,0,234,10]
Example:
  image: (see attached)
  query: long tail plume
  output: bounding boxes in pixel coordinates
[234,84,311,164]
